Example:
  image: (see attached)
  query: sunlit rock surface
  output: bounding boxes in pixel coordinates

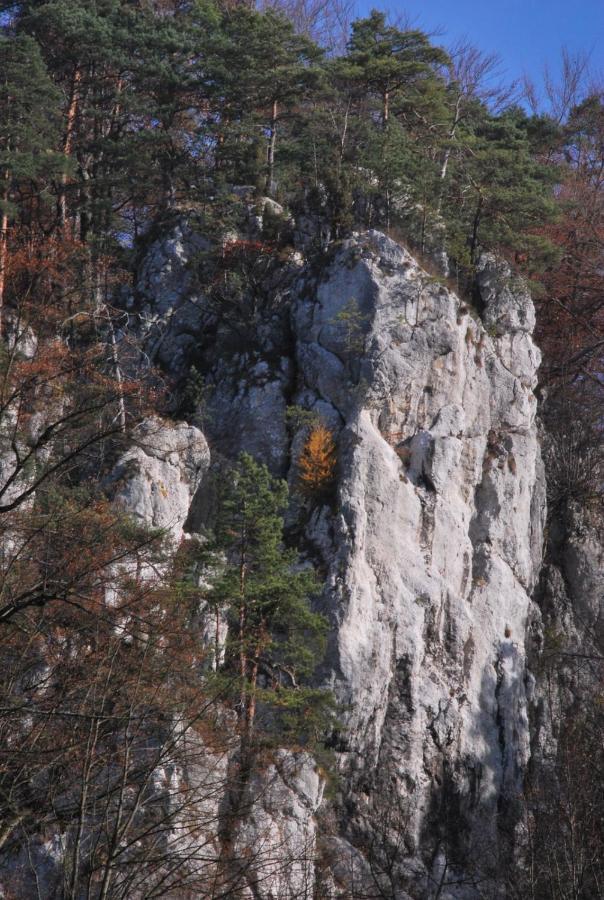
[123,226,551,896]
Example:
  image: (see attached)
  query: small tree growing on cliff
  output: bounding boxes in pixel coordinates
[297,424,337,496]
[204,453,330,744]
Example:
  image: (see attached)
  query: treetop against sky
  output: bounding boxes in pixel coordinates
[358,0,603,89]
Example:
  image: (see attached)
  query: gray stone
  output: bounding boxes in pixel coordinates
[107,416,210,543]
[476,253,536,336]
[232,752,325,899]
[108,222,601,898]
[135,218,210,377]
[293,230,544,874]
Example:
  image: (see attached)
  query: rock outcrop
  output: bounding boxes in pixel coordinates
[129,225,551,896]
[530,499,604,768]
[290,232,545,892]
[133,217,210,379]
[231,751,325,899]
[106,416,210,544]
[9,216,600,898]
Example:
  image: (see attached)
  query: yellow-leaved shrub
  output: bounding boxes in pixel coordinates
[297,425,337,495]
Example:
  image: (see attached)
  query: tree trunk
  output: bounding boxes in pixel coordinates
[338,97,351,177]
[439,145,452,186]
[0,175,8,337]
[103,302,127,434]
[266,99,278,197]
[59,66,82,233]
[161,162,176,211]
[244,657,258,737]
[470,195,483,265]
[67,718,99,899]
[437,95,462,214]
[385,186,391,231]
[238,538,247,724]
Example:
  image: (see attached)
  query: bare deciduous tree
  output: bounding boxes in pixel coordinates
[258,0,353,52]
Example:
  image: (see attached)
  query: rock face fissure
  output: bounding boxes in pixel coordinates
[66,223,557,899]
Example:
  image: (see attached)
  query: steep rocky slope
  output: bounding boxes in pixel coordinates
[292,233,545,892]
[121,224,559,897]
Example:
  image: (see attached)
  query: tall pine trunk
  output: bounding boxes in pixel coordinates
[59,66,82,233]
[238,534,248,729]
[383,89,390,128]
[0,171,8,337]
[244,658,258,738]
[437,94,463,214]
[266,99,278,197]
[470,194,483,266]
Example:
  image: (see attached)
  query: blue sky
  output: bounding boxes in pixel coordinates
[356,1,603,91]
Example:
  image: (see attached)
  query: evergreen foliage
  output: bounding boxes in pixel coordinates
[0,34,62,198]
[441,107,559,268]
[0,0,564,276]
[196,453,331,745]
[0,2,602,893]
[339,10,449,128]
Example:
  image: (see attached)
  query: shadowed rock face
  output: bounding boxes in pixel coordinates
[127,226,548,896]
[530,500,604,767]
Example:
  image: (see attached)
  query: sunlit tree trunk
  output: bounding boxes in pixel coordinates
[267,99,278,196]
[0,169,9,337]
[59,66,82,233]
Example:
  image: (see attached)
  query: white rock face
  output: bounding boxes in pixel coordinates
[293,231,545,881]
[4,222,556,898]
[231,751,325,899]
[123,226,549,895]
[107,416,210,543]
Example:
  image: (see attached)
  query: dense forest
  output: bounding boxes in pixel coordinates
[0,0,602,897]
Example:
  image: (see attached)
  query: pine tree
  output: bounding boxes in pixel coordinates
[0,34,62,326]
[14,0,131,234]
[442,107,558,269]
[199,453,329,744]
[203,4,323,195]
[326,12,449,232]
[340,10,449,128]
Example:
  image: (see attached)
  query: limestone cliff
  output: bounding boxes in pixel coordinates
[292,233,545,894]
[121,223,561,897]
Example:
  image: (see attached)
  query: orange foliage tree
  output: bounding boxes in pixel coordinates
[297,424,337,495]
